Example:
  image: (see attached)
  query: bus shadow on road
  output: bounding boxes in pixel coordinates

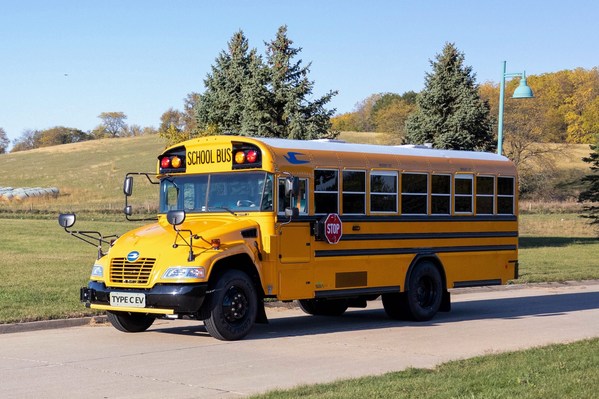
[150,291,599,340]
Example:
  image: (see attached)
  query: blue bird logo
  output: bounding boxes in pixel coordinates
[283,152,309,164]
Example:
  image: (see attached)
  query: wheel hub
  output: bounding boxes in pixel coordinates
[223,287,248,323]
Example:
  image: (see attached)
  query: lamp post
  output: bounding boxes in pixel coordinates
[497,60,534,155]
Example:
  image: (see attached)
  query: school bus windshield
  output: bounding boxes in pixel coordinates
[159,172,274,213]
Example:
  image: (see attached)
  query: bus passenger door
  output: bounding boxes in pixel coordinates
[277,178,314,299]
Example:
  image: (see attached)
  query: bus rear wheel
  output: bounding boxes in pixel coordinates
[107,311,156,333]
[298,299,348,316]
[404,261,443,321]
[383,261,443,321]
[204,270,257,341]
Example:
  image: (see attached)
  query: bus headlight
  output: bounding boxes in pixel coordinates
[91,265,103,278]
[163,267,206,280]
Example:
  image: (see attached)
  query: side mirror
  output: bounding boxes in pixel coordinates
[285,177,299,196]
[167,210,186,226]
[124,176,133,196]
[284,207,299,218]
[58,213,76,228]
[124,205,133,216]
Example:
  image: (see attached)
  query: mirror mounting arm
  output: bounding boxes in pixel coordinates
[58,213,118,259]
[167,210,196,262]
[123,172,159,222]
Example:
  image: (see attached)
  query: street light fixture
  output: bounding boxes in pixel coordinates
[497,60,534,155]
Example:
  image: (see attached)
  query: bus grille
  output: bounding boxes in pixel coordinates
[110,257,156,284]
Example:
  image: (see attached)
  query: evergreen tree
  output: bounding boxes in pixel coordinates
[194,26,337,140]
[195,31,261,135]
[405,43,495,151]
[265,25,338,139]
[579,141,599,230]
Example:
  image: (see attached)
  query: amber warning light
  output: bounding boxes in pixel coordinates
[232,145,261,169]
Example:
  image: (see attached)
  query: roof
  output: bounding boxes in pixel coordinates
[255,137,509,163]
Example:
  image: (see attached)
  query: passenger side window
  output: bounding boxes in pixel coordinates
[314,169,338,214]
[370,171,398,213]
[476,176,495,215]
[454,174,473,214]
[401,173,428,215]
[342,170,366,214]
[431,174,451,215]
[497,177,515,215]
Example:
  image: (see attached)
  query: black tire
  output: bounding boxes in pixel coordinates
[403,261,444,321]
[382,292,410,320]
[204,270,257,341]
[107,311,156,333]
[298,299,349,316]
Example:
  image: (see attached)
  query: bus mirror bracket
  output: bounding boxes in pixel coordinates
[123,172,159,222]
[167,210,197,262]
[57,213,119,259]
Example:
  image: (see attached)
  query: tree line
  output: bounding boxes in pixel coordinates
[333,65,599,147]
[2,112,157,153]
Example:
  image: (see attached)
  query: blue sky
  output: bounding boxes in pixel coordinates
[1,1,598,143]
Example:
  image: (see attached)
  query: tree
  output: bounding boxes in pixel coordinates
[331,112,360,131]
[350,94,381,132]
[195,31,258,135]
[96,112,128,137]
[182,92,201,136]
[159,108,185,134]
[263,25,337,139]
[194,26,337,140]
[405,43,495,151]
[11,129,37,152]
[0,128,9,154]
[330,91,417,133]
[373,99,416,137]
[579,140,599,230]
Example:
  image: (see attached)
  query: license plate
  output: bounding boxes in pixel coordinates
[109,292,146,308]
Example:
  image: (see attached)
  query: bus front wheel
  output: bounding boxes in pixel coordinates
[107,311,156,333]
[204,270,257,341]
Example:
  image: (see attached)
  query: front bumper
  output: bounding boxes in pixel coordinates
[81,281,208,315]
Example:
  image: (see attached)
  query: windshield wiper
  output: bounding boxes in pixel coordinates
[206,206,236,215]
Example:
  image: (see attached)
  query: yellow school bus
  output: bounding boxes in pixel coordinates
[60,135,518,340]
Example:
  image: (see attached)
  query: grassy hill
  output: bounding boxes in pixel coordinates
[0,135,166,214]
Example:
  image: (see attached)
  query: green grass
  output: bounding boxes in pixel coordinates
[0,217,143,323]
[518,213,599,283]
[251,338,599,399]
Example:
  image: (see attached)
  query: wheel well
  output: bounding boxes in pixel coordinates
[209,254,264,297]
[405,254,447,291]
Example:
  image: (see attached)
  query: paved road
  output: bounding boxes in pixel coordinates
[1,281,599,399]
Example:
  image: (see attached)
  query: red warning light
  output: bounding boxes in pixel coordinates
[246,150,258,163]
